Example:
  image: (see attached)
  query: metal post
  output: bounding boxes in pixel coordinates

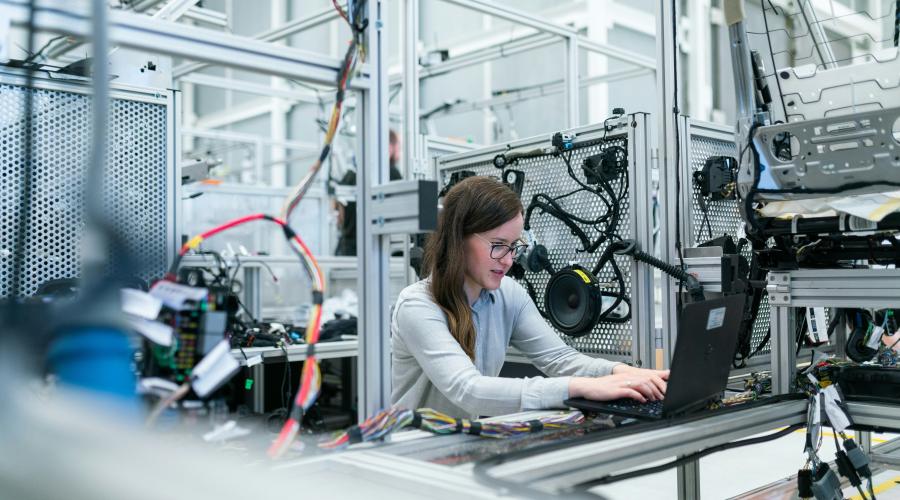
[243,266,261,320]
[677,460,701,500]
[798,1,837,70]
[564,34,579,128]
[724,0,757,143]
[856,430,872,455]
[630,113,656,368]
[251,363,265,413]
[687,0,712,121]
[656,0,680,368]
[770,304,795,394]
[357,0,392,419]
[403,0,420,178]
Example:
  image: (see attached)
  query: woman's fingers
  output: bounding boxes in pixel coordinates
[619,387,646,403]
[627,379,658,401]
[649,374,667,395]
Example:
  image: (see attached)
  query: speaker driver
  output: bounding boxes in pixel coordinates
[544,266,601,337]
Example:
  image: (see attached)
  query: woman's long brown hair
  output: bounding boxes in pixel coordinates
[422,176,523,359]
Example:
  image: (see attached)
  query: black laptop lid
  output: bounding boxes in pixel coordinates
[662,294,746,416]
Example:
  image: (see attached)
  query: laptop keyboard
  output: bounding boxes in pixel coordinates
[603,398,665,417]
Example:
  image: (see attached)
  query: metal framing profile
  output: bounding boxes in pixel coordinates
[0,0,389,419]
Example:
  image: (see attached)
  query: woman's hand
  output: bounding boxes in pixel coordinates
[569,365,670,402]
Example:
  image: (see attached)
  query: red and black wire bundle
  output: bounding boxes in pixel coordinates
[165,213,325,457]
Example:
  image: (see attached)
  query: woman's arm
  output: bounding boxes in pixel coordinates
[509,287,669,401]
[509,293,622,378]
[394,297,571,416]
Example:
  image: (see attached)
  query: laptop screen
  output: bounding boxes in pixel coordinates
[662,294,747,416]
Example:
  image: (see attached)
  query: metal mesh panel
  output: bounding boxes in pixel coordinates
[687,131,771,356]
[0,83,169,297]
[439,135,633,357]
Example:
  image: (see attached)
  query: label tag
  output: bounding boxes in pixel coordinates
[246,355,263,368]
[866,325,885,349]
[191,340,240,398]
[706,307,726,330]
[121,288,163,320]
[150,281,208,310]
[127,317,173,346]
[806,307,829,344]
[811,393,821,425]
[822,385,852,433]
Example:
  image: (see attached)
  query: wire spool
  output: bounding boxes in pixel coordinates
[544,265,603,337]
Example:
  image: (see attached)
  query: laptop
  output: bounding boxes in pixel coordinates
[565,294,746,420]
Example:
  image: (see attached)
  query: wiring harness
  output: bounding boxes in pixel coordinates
[796,361,877,500]
[280,0,369,222]
[163,213,325,457]
[510,124,633,330]
[318,407,585,450]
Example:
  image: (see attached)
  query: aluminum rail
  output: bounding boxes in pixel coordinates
[440,0,656,70]
[172,5,341,78]
[484,399,809,492]
[0,0,365,87]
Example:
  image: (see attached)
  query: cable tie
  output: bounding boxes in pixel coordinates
[527,419,544,432]
[454,419,464,433]
[281,223,297,239]
[306,343,316,358]
[410,411,422,429]
[312,290,324,305]
[468,421,482,436]
[347,425,363,445]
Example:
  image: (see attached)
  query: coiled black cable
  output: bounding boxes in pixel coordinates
[895,0,900,47]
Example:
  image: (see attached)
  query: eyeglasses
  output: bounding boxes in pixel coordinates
[474,233,528,260]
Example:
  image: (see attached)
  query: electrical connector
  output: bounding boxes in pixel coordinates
[552,131,575,152]
[810,463,843,500]
[797,468,814,499]
[843,438,872,479]
[835,449,862,487]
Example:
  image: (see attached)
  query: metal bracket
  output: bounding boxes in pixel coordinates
[369,180,438,235]
[767,271,791,306]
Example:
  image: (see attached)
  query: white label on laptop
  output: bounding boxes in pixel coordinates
[706,307,726,330]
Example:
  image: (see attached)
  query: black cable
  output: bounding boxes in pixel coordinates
[895,0,900,47]
[671,0,685,317]
[22,34,66,65]
[11,0,38,300]
[796,308,809,356]
[572,423,804,490]
[696,195,714,241]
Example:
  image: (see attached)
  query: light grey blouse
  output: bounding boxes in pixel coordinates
[390,276,621,418]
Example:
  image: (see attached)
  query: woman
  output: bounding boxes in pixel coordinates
[391,176,668,418]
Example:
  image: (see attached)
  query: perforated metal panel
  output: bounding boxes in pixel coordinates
[0,73,172,297]
[436,116,655,362]
[682,119,771,356]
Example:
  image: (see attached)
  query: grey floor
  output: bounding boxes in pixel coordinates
[588,430,900,499]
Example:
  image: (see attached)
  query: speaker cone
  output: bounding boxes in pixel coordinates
[544,266,601,337]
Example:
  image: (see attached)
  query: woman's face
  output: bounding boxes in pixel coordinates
[463,213,524,292]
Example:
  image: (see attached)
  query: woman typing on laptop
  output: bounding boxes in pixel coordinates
[391,176,668,419]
